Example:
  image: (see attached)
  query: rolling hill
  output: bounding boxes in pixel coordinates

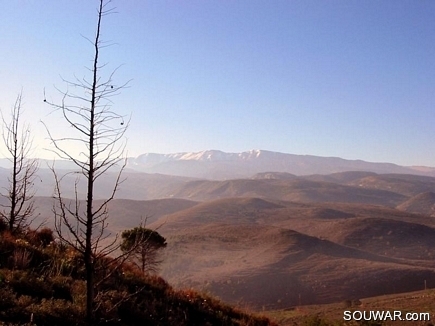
[143,196,435,309]
[397,191,435,216]
[154,217,435,309]
[20,167,435,311]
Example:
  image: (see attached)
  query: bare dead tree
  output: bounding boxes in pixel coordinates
[0,93,38,234]
[43,0,129,322]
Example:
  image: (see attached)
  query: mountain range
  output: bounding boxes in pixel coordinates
[127,149,435,179]
[2,149,434,180]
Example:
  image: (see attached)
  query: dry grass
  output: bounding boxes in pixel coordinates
[267,288,435,325]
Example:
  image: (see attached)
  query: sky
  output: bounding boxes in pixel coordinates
[0,0,434,166]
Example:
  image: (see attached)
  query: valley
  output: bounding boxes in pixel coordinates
[22,165,435,314]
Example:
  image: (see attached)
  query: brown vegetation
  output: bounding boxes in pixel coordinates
[0,227,276,325]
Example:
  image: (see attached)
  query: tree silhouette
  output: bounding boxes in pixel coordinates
[0,92,38,234]
[43,0,129,322]
[121,227,167,274]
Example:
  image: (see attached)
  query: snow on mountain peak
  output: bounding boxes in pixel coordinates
[127,149,435,179]
[178,150,226,161]
[134,150,271,165]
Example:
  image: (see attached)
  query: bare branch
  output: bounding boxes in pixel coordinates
[43,0,130,322]
[0,91,39,233]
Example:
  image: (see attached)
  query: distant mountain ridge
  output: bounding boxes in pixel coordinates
[127,149,435,179]
[134,149,266,163]
[1,149,434,180]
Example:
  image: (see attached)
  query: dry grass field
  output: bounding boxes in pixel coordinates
[266,288,435,325]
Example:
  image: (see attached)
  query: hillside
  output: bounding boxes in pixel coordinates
[397,191,435,216]
[346,173,435,197]
[156,221,435,309]
[269,288,435,325]
[4,165,435,207]
[25,169,435,313]
[151,177,407,206]
[323,217,435,260]
[142,197,435,309]
[0,228,275,326]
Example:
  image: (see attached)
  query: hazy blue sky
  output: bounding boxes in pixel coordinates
[0,1,434,166]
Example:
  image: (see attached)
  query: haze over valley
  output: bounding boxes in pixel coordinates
[5,150,435,311]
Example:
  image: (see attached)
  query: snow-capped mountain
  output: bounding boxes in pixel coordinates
[1,150,432,180]
[134,149,268,164]
[127,150,435,180]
